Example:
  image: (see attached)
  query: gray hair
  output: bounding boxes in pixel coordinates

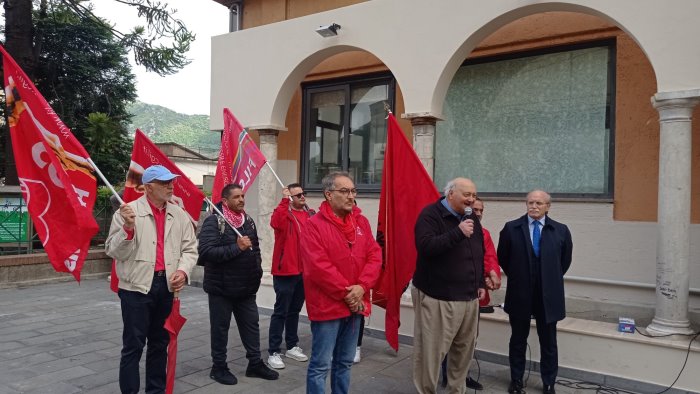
[526,189,552,204]
[443,179,456,197]
[321,171,353,193]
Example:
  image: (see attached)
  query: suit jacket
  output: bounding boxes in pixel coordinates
[497,214,573,323]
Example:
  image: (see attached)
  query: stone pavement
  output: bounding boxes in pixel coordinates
[0,279,585,394]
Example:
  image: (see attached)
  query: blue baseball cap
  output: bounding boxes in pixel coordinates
[142,165,180,184]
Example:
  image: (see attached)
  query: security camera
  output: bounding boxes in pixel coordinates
[315,23,341,37]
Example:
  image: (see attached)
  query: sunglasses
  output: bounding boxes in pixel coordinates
[291,192,307,198]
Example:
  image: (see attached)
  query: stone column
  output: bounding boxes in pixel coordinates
[647,90,700,336]
[256,129,280,273]
[407,115,438,179]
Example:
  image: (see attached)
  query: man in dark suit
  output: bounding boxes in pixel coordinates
[497,190,573,394]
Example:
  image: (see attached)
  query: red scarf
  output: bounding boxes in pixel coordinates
[320,201,356,243]
[222,203,245,228]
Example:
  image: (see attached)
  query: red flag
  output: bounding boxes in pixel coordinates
[1,45,98,282]
[373,114,440,351]
[164,295,187,394]
[211,108,267,199]
[111,129,206,292]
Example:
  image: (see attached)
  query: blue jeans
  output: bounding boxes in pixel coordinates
[268,274,305,354]
[307,315,361,394]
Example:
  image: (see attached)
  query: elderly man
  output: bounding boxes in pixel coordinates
[413,177,485,394]
[498,190,573,394]
[106,165,198,394]
[267,183,314,369]
[198,183,279,385]
[301,172,382,394]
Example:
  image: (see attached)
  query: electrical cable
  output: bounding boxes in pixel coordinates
[554,330,699,394]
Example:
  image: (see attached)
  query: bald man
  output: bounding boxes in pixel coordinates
[412,178,486,394]
[498,190,573,394]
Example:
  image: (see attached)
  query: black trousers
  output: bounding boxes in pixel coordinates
[508,286,558,386]
[118,276,173,394]
[208,293,262,367]
[268,274,305,354]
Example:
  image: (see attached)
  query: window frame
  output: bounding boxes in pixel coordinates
[301,72,396,193]
[445,39,617,200]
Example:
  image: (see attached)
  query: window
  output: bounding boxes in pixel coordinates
[302,75,395,191]
[435,42,615,198]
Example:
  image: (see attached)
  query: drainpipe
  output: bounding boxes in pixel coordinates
[229,1,243,32]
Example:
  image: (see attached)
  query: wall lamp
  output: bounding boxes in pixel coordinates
[315,23,341,37]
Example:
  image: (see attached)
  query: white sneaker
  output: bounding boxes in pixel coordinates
[353,346,361,363]
[267,353,285,369]
[285,346,309,362]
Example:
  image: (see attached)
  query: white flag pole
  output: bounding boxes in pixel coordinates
[87,158,124,205]
[204,197,243,237]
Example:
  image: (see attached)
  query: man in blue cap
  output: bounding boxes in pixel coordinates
[106,165,199,394]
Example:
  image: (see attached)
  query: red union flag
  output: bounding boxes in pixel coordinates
[110,129,206,292]
[373,113,440,351]
[1,45,98,281]
[124,130,205,223]
[211,108,267,199]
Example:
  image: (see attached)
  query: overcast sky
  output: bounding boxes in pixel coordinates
[91,0,229,115]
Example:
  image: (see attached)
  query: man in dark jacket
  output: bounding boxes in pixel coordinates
[198,183,279,385]
[497,190,573,394]
[412,177,485,394]
[267,183,314,369]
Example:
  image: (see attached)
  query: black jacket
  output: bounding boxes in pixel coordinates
[198,203,262,298]
[497,214,573,323]
[413,198,485,301]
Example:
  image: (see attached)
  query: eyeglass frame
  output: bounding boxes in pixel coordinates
[328,188,358,197]
[291,192,307,199]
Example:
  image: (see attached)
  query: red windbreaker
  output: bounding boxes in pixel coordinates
[301,203,382,322]
[270,198,313,276]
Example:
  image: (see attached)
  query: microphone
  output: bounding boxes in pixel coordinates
[464,207,473,217]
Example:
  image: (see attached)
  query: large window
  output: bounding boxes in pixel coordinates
[302,75,395,191]
[435,43,615,198]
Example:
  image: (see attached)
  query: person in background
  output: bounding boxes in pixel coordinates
[498,190,573,394]
[267,183,314,369]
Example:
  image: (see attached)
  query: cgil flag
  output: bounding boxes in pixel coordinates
[373,113,440,351]
[1,45,99,282]
[110,129,206,292]
[211,108,267,199]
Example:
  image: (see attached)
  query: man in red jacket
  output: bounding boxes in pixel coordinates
[267,183,314,369]
[474,197,502,308]
[300,172,382,394]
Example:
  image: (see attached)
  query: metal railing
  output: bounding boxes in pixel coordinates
[0,197,115,256]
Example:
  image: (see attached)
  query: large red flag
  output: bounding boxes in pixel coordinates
[373,114,440,351]
[111,129,206,292]
[1,45,98,282]
[211,108,267,199]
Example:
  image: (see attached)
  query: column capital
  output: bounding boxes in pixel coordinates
[652,92,700,123]
[256,129,280,138]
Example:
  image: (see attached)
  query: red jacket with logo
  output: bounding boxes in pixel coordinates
[300,203,382,322]
[270,198,313,276]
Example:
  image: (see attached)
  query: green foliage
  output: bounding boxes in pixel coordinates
[31,3,136,184]
[128,101,220,158]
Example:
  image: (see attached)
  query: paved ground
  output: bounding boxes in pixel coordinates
[0,278,588,394]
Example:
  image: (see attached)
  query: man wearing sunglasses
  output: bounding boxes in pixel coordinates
[267,183,315,369]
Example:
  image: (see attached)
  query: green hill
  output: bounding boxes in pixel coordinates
[127,101,220,158]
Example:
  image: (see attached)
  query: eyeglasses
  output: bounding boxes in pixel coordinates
[291,192,307,198]
[329,188,357,197]
[149,179,174,186]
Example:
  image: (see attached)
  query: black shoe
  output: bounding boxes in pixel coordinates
[508,380,526,394]
[479,306,495,313]
[542,384,556,394]
[246,361,279,380]
[210,366,237,385]
[466,377,483,390]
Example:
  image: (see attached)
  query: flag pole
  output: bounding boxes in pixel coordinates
[87,158,124,205]
[264,161,286,189]
[204,197,243,237]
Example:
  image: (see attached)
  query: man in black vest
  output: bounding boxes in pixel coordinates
[198,183,279,385]
[497,190,573,394]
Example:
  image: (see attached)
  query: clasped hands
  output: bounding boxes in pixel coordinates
[344,284,365,313]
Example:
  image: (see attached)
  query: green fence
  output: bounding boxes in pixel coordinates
[0,196,115,256]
